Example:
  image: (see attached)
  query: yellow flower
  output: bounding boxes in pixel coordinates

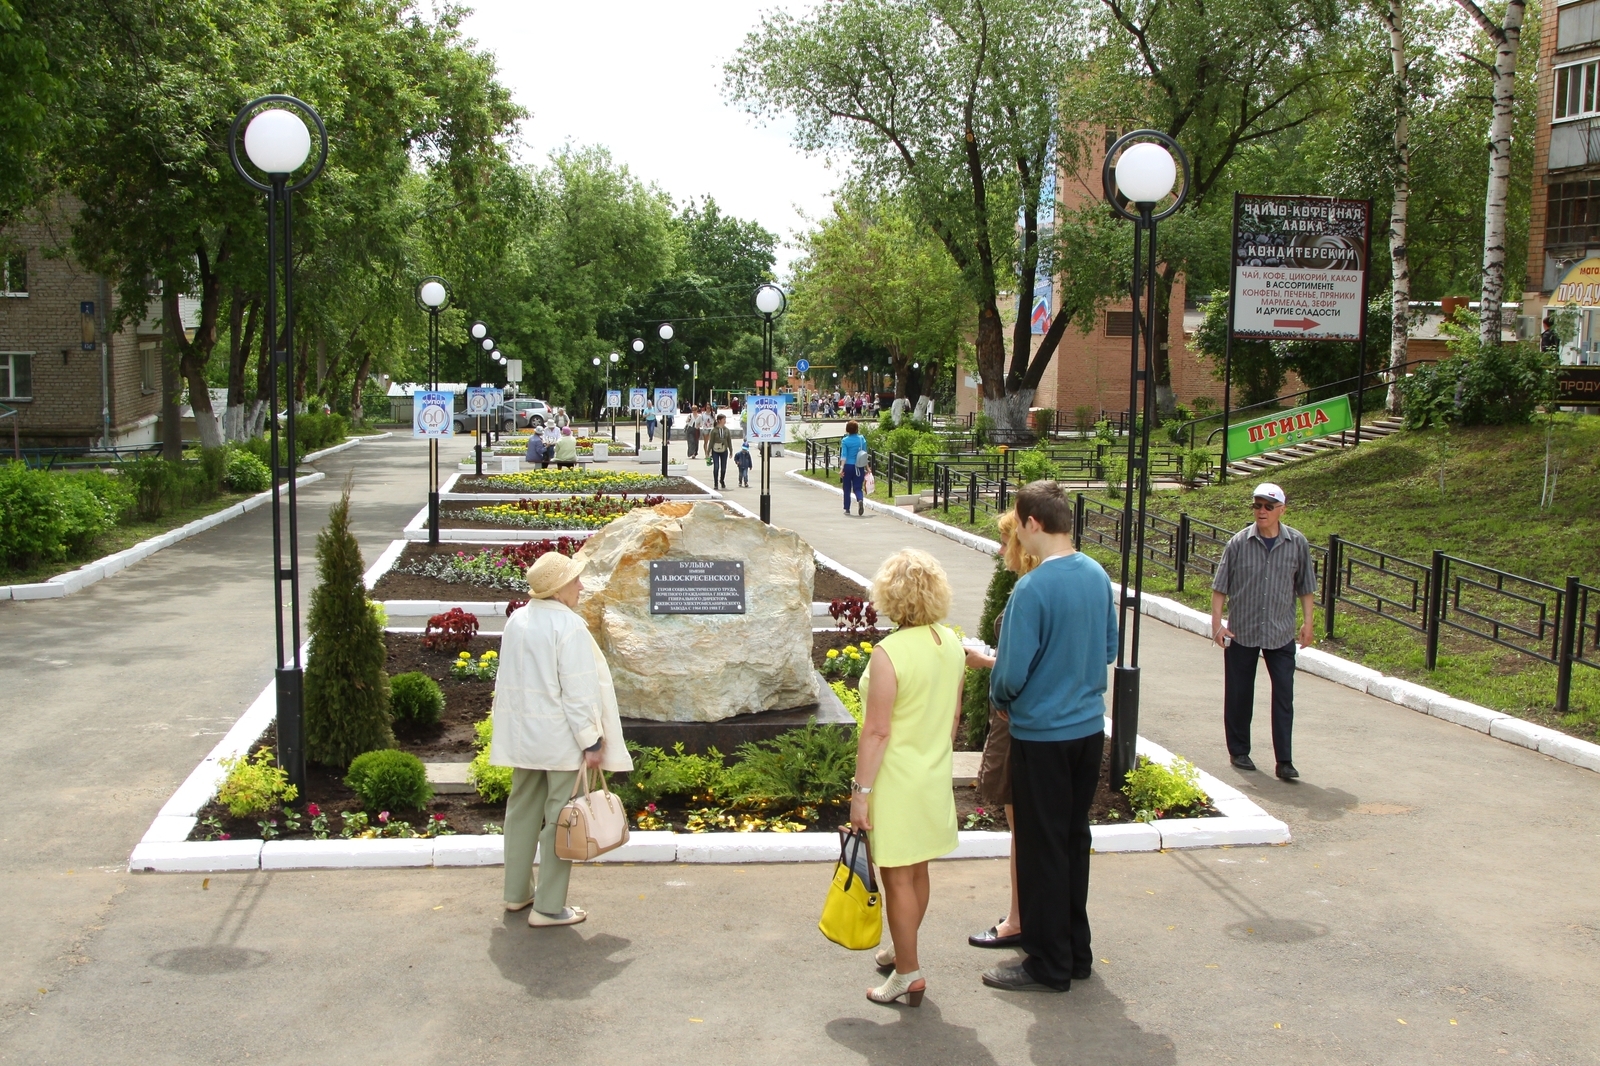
[825,649,839,659]
[457,651,470,660]
[859,641,872,652]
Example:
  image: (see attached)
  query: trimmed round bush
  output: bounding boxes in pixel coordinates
[389,671,444,728]
[344,749,432,811]
[224,450,272,493]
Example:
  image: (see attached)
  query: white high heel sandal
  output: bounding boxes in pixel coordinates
[874,946,896,972]
[867,967,925,1007]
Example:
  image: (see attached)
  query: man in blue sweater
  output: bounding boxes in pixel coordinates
[982,480,1118,993]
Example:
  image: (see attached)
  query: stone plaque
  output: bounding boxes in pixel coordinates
[649,559,745,615]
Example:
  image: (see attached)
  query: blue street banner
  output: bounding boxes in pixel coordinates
[465,387,501,416]
[412,390,454,438]
[653,388,678,417]
[629,387,648,412]
[745,395,786,443]
[606,389,621,410]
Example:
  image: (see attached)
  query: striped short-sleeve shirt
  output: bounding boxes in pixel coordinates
[1212,523,1317,649]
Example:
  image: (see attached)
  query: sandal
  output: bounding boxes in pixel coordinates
[874,946,896,974]
[867,968,925,1007]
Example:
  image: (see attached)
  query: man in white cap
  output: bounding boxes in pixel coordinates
[492,551,632,925]
[1210,482,1316,781]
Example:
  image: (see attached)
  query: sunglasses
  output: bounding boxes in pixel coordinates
[1251,499,1280,510]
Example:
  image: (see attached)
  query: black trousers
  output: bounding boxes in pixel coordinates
[1224,639,1296,764]
[710,451,728,486]
[1011,731,1104,989]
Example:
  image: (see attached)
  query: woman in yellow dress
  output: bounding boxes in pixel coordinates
[850,548,966,1007]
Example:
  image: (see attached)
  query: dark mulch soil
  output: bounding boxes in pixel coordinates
[814,565,869,602]
[371,542,540,602]
[451,475,707,496]
[953,743,1214,829]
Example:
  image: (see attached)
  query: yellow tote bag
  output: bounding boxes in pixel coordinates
[819,828,882,950]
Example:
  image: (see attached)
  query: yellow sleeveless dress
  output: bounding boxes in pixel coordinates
[862,623,965,867]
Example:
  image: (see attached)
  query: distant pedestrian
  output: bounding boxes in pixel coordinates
[983,480,1117,994]
[523,432,546,468]
[1541,316,1561,353]
[552,427,578,469]
[853,548,966,1007]
[493,552,632,926]
[1210,482,1316,781]
[686,405,701,458]
[707,414,734,490]
[645,408,657,442]
[734,441,752,487]
[839,420,867,517]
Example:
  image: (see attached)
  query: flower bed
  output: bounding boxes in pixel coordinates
[465,469,695,495]
[492,437,637,457]
[378,538,583,596]
[447,493,666,530]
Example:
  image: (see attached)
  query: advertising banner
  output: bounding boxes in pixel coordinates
[464,387,501,416]
[1553,258,1600,306]
[1226,395,1353,461]
[653,388,678,417]
[412,390,454,438]
[629,387,648,412]
[606,389,621,410]
[745,395,786,443]
[1231,195,1371,341]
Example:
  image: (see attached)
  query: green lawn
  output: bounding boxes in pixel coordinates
[805,417,1600,737]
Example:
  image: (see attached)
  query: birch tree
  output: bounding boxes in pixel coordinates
[1382,0,1412,412]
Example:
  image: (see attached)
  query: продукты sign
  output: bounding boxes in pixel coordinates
[648,559,746,615]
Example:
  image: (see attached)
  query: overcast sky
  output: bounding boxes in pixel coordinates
[457,0,836,274]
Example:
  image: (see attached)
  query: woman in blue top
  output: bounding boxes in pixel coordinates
[838,420,869,516]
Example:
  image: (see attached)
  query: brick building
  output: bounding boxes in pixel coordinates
[0,201,168,450]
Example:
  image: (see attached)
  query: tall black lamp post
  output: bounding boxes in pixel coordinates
[1101,130,1190,785]
[606,351,619,440]
[228,95,328,792]
[631,337,645,454]
[658,322,674,478]
[469,320,489,473]
[416,276,450,546]
[754,283,787,524]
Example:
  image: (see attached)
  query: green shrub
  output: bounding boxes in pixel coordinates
[1032,407,1055,443]
[238,433,306,470]
[829,680,863,725]
[978,555,1017,646]
[345,749,432,811]
[962,666,991,750]
[1014,447,1059,484]
[304,486,393,767]
[74,469,134,521]
[1073,405,1096,434]
[726,721,856,810]
[125,456,181,519]
[1397,333,1554,428]
[468,714,512,803]
[0,463,121,569]
[613,742,734,809]
[1122,755,1208,821]
[216,748,298,817]
[295,412,349,452]
[224,449,271,493]
[197,446,228,493]
[389,671,444,729]
[1102,453,1127,498]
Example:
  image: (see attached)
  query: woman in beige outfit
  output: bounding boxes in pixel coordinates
[492,551,632,926]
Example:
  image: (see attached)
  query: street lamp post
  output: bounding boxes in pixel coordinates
[631,337,645,454]
[228,95,329,792]
[607,351,619,441]
[416,277,451,547]
[469,320,489,474]
[1101,130,1190,786]
[658,322,674,478]
[754,283,787,524]
[592,356,602,433]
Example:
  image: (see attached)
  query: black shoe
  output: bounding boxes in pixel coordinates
[1275,762,1299,780]
[968,925,1022,949]
[982,962,1067,993]
[1072,965,1092,981]
[1230,754,1257,771]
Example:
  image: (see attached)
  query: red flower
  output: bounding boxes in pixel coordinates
[219,832,231,840]
[378,811,391,824]
[305,803,320,818]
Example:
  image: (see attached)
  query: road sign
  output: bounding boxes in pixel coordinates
[1230,195,1371,341]
[745,395,785,444]
[606,389,621,410]
[796,358,810,373]
[1226,395,1353,461]
[629,387,648,412]
[505,359,523,383]
[465,387,495,416]
[412,390,454,438]
[653,388,678,417]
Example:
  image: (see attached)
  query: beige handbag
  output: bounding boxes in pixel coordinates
[553,767,630,860]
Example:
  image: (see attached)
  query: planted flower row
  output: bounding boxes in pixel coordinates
[483,469,679,494]
[391,537,583,592]
[462,493,666,530]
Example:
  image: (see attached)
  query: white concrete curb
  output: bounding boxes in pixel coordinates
[401,504,603,543]
[2,472,326,602]
[785,468,1001,554]
[303,432,387,465]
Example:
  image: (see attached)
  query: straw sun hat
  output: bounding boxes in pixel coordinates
[525,552,584,600]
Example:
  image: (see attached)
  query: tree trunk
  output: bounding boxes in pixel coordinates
[159,325,183,461]
[983,389,1036,444]
[1385,0,1412,413]
[225,289,259,441]
[1456,0,1525,346]
[163,288,223,449]
[351,352,372,425]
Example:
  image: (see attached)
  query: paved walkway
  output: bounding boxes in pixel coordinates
[2,432,1598,1064]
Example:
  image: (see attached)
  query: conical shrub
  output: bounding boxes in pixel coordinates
[304,483,392,767]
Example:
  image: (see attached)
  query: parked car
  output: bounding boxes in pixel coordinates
[453,398,550,434]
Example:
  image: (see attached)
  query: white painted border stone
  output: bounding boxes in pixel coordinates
[262,838,434,870]
[129,840,263,873]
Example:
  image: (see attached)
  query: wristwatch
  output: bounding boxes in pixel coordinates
[851,780,873,795]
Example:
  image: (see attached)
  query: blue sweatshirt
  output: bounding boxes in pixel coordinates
[839,433,867,466]
[989,552,1119,742]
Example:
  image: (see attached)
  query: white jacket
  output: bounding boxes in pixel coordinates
[489,598,633,772]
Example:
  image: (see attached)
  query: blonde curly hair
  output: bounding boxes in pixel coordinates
[996,510,1041,576]
[871,548,953,628]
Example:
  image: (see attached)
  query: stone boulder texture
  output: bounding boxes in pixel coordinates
[572,502,818,722]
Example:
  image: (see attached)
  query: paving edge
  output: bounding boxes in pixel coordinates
[130,687,1287,873]
[787,468,1600,777]
[0,472,327,602]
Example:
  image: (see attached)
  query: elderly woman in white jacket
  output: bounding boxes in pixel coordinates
[492,551,631,927]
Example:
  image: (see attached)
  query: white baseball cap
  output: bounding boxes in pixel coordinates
[1252,483,1286,505]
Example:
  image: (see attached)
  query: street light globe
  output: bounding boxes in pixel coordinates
[610,352,620,363]
[593,357,602,366]
[754,283,785,316]
[491,349,502,361]
[470,321,488,340]
[481,337,495,351]
[417,280,448,309]
[1115,141,1177,205]
[683,363,690,371]
[632,338,645,353]
[244,108,313,175]
[658,323,674,342]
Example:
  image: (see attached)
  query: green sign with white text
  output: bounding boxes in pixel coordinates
[1227,395,1353,460]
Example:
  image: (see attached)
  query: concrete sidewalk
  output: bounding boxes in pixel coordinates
[1,432,1597,1064]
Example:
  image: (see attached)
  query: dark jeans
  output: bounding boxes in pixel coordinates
[1011,730,1104,989]
[711,451,728,486]
[687,427,699,457]
[841,463,864,510]
[1224,639,1296,764]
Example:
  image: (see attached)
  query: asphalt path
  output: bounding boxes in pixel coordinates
[0,431,1596,1064]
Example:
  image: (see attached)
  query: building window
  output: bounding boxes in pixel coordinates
[1546,179,1600,249]
[0,352,32,400]
[1,253,24,295]
[1104,311,1135,337]
[1556,60,1600,121]
[1559,0,1600,51]
[139,341,160,394]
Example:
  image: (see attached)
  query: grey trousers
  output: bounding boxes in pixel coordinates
[503,768,581,913]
